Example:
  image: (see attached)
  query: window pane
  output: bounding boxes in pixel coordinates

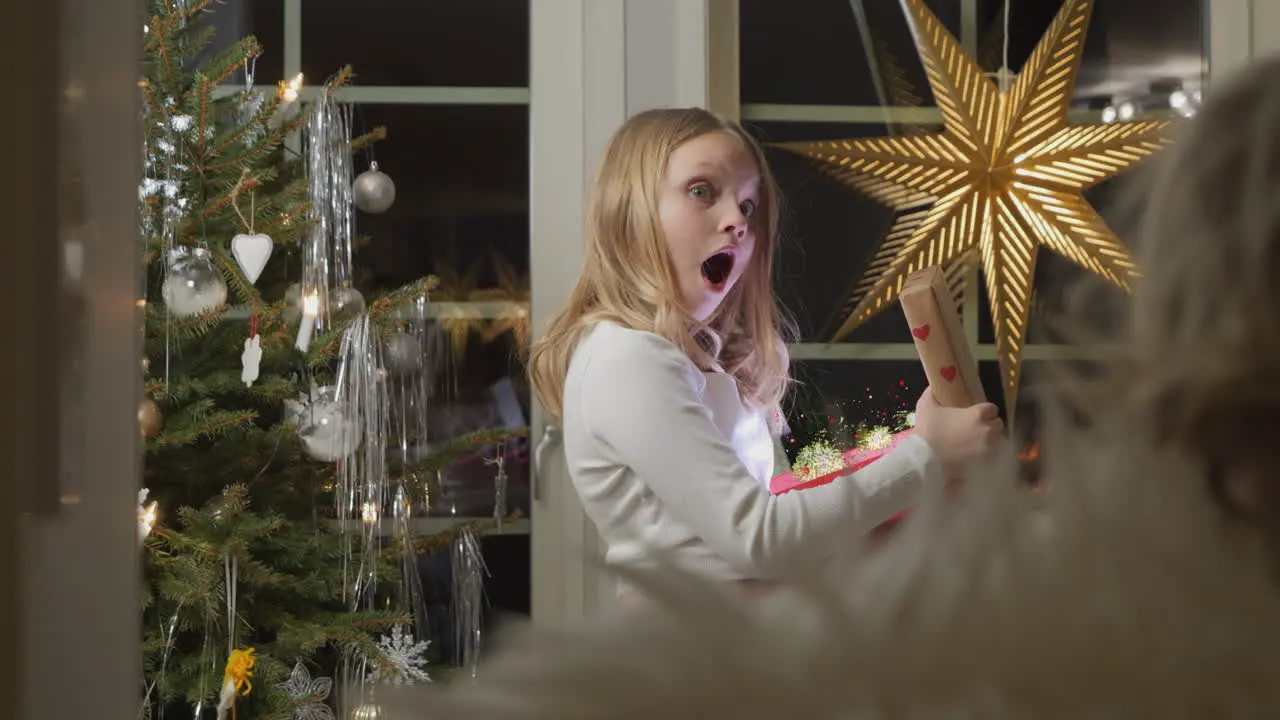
[978,0,1204,112]
[302,0,529,87]
[747,121,943,344]
[349,104,530,522]
[356,102,533,642]
[740,0,964,106]
[196,0,284,83]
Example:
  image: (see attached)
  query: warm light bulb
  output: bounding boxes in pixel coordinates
[362,501,379,525]
[138,499,159,545]
[295,291,322,351]
[278,73,304,103]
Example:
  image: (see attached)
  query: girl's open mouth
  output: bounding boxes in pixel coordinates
[701,250,735,291]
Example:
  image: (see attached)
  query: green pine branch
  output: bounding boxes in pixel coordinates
[149,401,258,449]
[351,125,389,153]
[409,515,519,556]
[191,35,263,95]
[212,243,258,304]
[148,369,255,403]
[167,24,218,66]
[138,4,481,717]
[143,482,413,716]
[305,275,441,367]
[144,294,228,342]
[395,426,530,479]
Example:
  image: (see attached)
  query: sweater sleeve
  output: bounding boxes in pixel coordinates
[577,328,941,578]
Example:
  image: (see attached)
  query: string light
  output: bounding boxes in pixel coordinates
[270,73,306,129]
[138,488,159,545]
[1169,88,1201,118]
[277,73,304,103]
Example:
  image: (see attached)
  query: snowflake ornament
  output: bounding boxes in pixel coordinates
[278,660,334,720]
[373,625,431,685]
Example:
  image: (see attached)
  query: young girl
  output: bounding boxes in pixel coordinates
[393,59,1280,717]
[527,108,1001,593]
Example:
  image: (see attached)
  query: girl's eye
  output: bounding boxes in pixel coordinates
[739,199,757,217]
[689,182,713,201]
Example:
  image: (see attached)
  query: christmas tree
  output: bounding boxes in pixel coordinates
[136,2,521,717]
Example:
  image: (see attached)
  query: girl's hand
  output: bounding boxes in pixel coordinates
[913,386,1003,472]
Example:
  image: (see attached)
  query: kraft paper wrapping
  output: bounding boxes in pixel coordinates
[899,267,985,407]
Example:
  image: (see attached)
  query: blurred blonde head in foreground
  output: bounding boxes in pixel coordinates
[385,55,1280,718]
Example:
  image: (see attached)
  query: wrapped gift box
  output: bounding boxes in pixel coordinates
[766,268,982,537]
[899,266,985,407]
[769,429,917,533]
[770,429,916,495]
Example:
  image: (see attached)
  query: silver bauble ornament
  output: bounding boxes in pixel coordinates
[352,161,396,214]
[161,246,227,317]
[384,331,423,374]
[329,286,366,324]
[285,385,361,462]
[203,492,240,528]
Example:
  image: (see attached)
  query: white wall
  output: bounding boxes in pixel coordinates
[1209,0,1252,80]
[1250,0,1280,57]
[1209,0,1280,82]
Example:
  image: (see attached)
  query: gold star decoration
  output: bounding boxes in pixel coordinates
[472,252,531,351]
[430,256,484,362]
[779,0,1172,411]
[430,253,531,360]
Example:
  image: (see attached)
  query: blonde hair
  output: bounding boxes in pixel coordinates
[1051,55,1280,521]
[528,108,793,421]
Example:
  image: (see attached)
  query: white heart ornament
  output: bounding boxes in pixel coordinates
[231,233,274,284]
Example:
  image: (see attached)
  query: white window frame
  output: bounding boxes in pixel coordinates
[214,3,534,537]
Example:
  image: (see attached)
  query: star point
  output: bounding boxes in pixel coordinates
[779,0,1172,411]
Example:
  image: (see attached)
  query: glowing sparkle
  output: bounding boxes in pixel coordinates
[793,441,846,482]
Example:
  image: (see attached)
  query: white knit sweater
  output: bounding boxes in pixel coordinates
[558,321,940,583]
